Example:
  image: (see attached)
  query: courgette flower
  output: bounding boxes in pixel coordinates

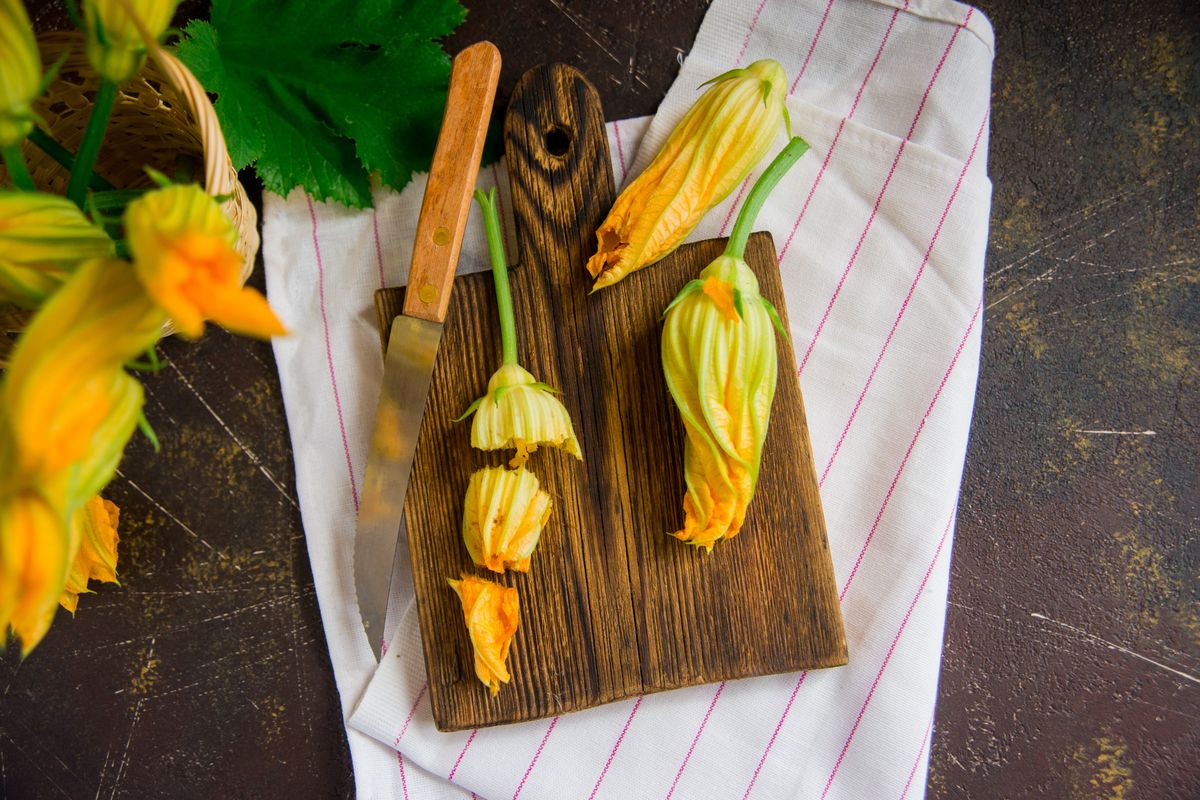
[0,259,155,653]
[462,465,552,573]
[83,0,180,84]
[661,137,807,551]
[460,189,581,467]
[60,495,120,614]
[588,59,790,291]
[0,192,115,308]
[3,259,159,480]
[0,0,39,148]
[465,364,581,467]
[0,489,67,654]
[125,184,285,339]
[447,574,520,695]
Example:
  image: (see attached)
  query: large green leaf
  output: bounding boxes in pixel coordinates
[177,0,467,208]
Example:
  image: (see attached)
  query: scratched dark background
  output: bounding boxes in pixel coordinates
[3,0,1197,798]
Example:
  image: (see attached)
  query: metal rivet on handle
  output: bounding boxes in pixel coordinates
[432,226,451,246]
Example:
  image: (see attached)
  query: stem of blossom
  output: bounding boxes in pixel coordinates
[475,188,518,366]
[725,136,809,261]
[66,78,118,207]
[28,128,117,191]
[1,145,35,191]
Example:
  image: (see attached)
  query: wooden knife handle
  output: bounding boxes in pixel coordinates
[402,41,502,322]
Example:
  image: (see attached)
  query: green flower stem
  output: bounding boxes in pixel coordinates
[29,128,117,191]
[474,188,518,366]
[2,144,35,191]
[66,78,119,207]
[725,136,810,260]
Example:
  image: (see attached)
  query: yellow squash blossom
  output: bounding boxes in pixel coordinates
[447,574,520,695]
[0,490,68,654]
[661,137,807,551]
[464,364,581,467]
[61,496,120,614]
[84,0,180,84]
[0,0,40,147]
[588,59,790,291]
[125,184,285,339]
[3,258,160,480]
[462,465,552,573]
[0,192,115,308]
[461,189,581,466]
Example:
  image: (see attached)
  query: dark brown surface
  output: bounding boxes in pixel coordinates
[2,0,1197,797]
[379,63,844,731]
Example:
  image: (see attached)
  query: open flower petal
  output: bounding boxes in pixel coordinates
[125,184,285,339]
[447,574,520,695]
[60,496,120,614]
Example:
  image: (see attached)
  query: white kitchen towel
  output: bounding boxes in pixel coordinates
[263,0,994,797]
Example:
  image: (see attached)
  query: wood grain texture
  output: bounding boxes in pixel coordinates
[402,42,501,323]
[377,63,845,731]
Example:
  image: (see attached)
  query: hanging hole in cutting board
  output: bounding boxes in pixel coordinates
[543,124,572,156]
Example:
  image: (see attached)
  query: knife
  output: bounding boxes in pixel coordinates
[354,41,502,660]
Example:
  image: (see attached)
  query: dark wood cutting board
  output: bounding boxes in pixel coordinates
[375,63,847,732]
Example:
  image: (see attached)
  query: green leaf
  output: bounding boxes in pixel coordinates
[176,0,467,208]
[661,279,705,319]
[453,394,484,422]
[762,297,789,339]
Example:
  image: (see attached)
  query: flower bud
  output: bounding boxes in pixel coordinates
[0,191,115,308]
[84,0,180,84]
[661,254,784,551]
[587,59,789,290]
[462,465,552,573]
[464,364,581,467]
[447,574,520,695]
[0,0,40,147]
[125,184,285,339]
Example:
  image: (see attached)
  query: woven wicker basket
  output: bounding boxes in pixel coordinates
[2,31,258,337]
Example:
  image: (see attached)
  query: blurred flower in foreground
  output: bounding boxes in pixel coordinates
[0,257,155,652]
[0,0,40,147]
[83,0,180,84]
[3,259,160,480]
[0,489,66,653]
[0,192,115,308]
[462,465,552,573]
[125,184,285,339]
[587,59,790,291]
[460,189,581,467]
[661,137,807,551]
[448,574,519,695]
[60,496,120,614]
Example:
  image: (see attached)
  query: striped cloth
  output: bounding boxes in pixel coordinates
[262,0,994,797]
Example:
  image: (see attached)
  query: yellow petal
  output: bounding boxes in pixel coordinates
[589,60,789,290]
[470,364,582,461]
[661,255,779,550]
[462,465,552,574]
[61,496,120,613]
[447,574,520,695]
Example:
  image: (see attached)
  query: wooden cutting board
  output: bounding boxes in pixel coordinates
[375,63,847,732]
